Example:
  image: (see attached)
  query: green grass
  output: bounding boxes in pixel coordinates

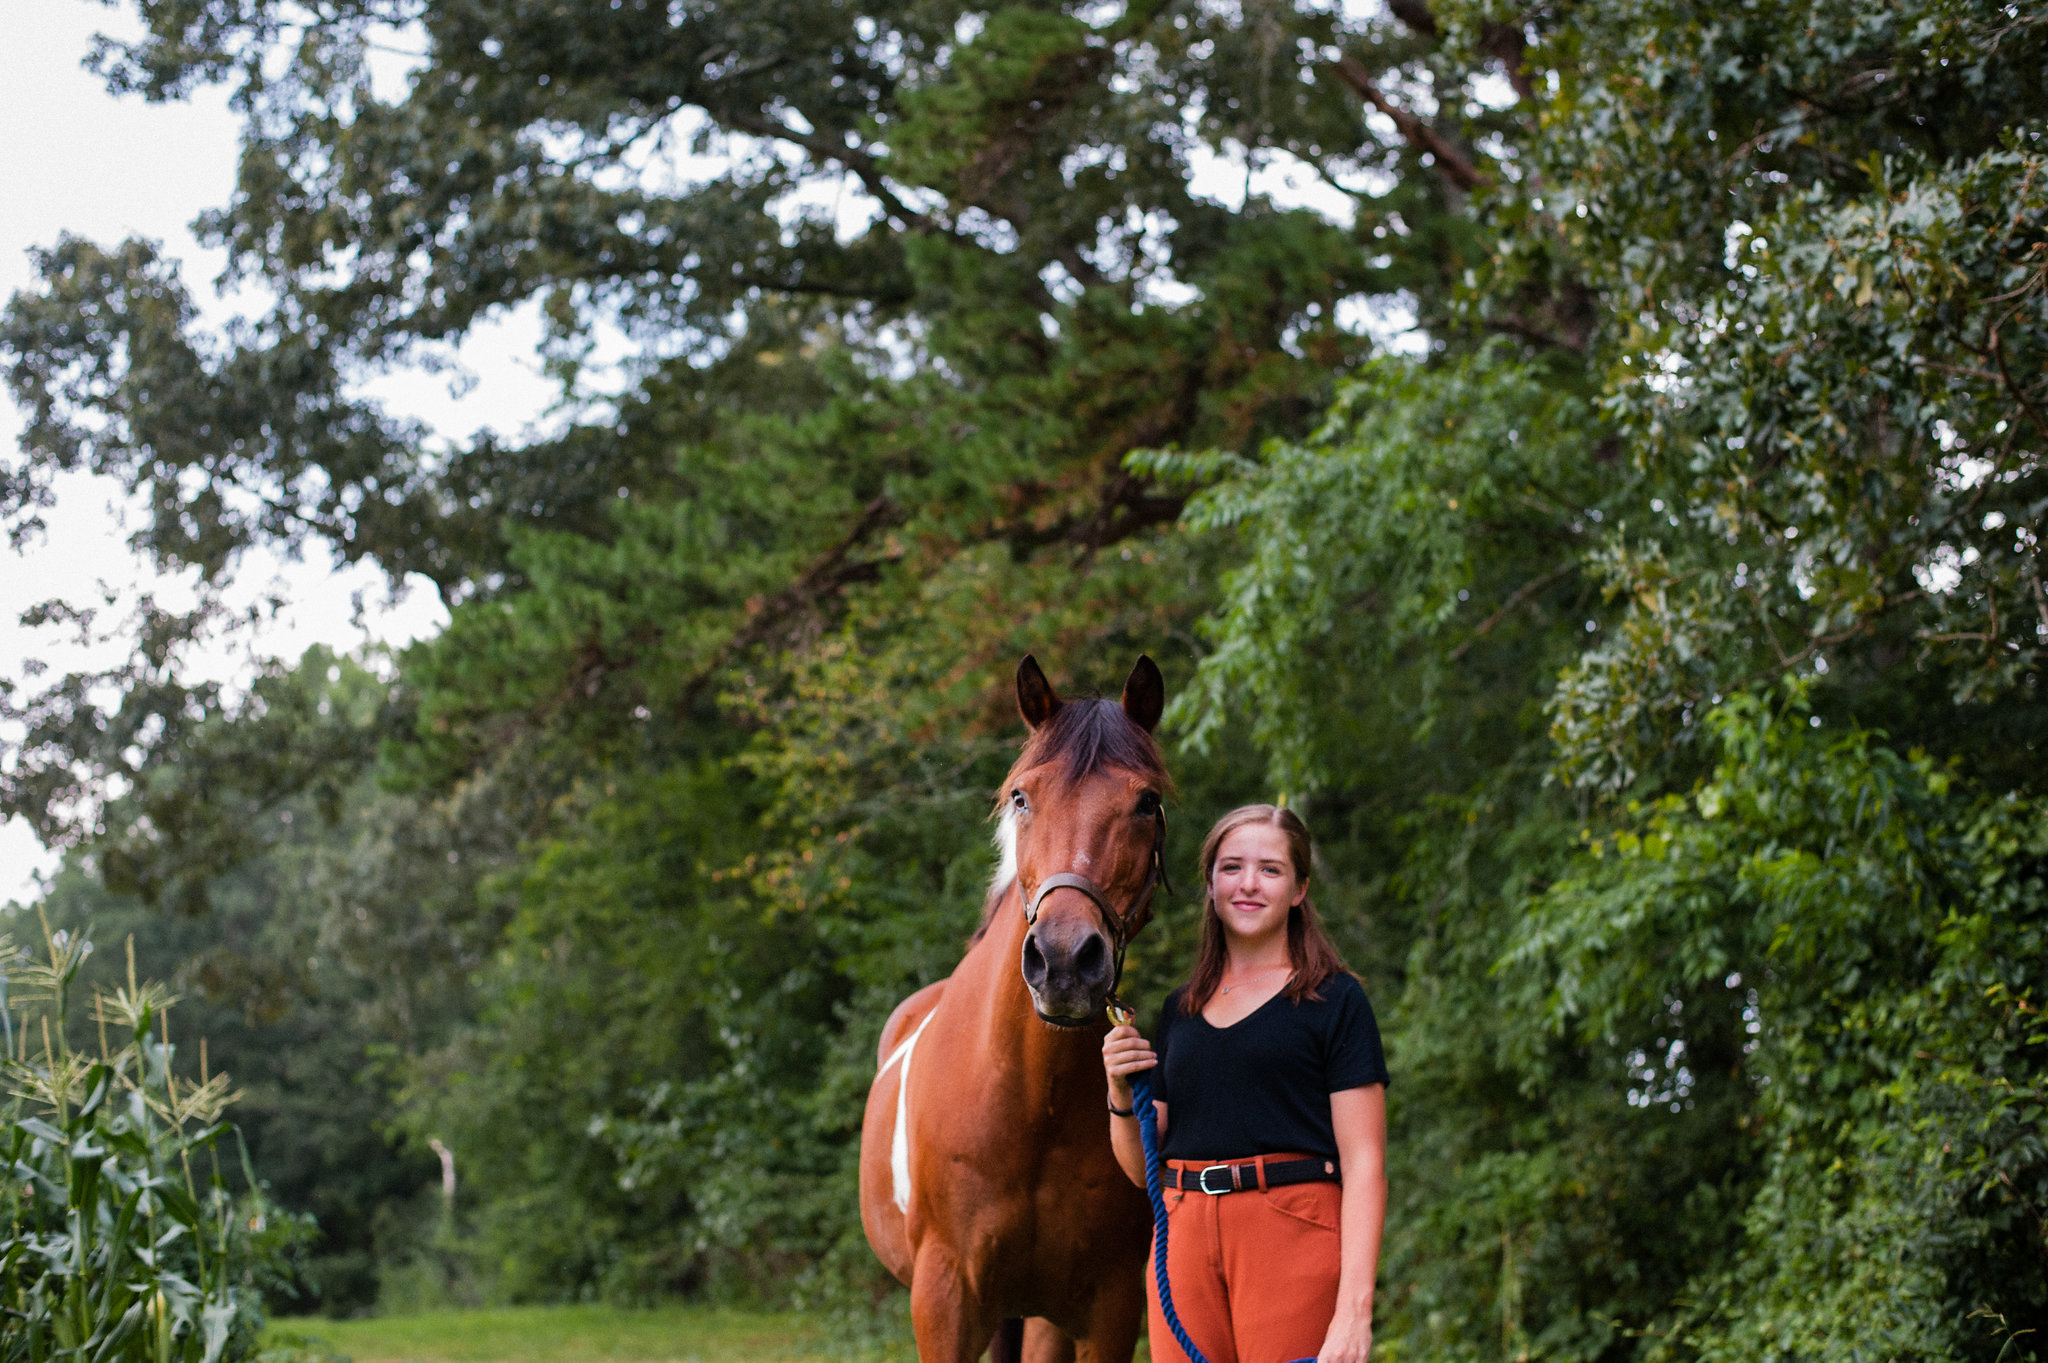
[265,1305,831,1363]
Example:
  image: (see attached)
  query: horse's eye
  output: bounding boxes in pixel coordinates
[1011,788,1029,813]
[1135,790,1161,817]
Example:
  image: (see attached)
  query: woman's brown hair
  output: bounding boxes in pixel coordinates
[1182,804,1352,1015]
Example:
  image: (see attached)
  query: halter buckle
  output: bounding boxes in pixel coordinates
[1197,1164,1236,1195]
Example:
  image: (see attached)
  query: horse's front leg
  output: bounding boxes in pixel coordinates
[1022,1318,1077,1363]
[910,1245,1002,1363]
[1070,1260,1145,1363]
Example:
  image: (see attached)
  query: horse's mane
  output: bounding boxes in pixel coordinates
[969,698,1173,944]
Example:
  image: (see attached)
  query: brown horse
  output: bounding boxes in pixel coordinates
[859,655,1173,1363]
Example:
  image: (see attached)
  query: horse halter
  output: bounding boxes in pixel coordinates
[1021,807,1172,1006]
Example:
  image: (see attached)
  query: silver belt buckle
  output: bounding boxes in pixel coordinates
[1197,1164,1235,1195]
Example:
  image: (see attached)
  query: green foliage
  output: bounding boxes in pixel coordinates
[1,634,387,918]
[1141,341,1608,795]
[1529,0,2048,792]
[0,919,310,1363]
[4,0,2044,1348]
[28,654,465,1316]
[0,0,1445,599]
[1513,695,2048,1358]
[1150,0,2048,1353]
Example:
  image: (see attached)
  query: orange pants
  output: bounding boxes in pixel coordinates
[1145,1155,1342,1363]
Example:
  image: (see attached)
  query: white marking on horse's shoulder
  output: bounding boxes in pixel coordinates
[887,1008,937,1212]
[878,1008,928,1076]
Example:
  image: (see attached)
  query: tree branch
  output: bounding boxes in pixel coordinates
[723,112,938,233]
[1449,562,1577,659]
[1984,304,2048,446]
[678,493,907,708]
[1331,56,1488,191]
[1483,313,1584,353]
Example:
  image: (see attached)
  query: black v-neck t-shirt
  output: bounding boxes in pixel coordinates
[1152,973,1389,1162]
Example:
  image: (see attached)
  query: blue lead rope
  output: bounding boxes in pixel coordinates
[1130,1072,1210,1363]
[1129,1072,1316,1363]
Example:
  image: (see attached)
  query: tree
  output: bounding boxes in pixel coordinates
[1168,0,2048,1353]
[5,0,1510,1309]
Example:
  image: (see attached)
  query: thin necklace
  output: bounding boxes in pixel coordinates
[1219,962,1289,994]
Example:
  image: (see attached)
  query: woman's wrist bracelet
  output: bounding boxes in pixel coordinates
[1107,1098,1135,1117]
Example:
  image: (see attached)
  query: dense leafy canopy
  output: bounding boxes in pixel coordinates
[3,0,2044,1352]
[1166,0,2048,1351]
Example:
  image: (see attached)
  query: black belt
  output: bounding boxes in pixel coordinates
[1163,1157,1339,1194]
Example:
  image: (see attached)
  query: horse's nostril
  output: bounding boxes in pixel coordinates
[1076,934,1107,980]
[1021,934,1049,985]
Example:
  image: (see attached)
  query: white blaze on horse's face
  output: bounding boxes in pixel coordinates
[990,804,1020,898]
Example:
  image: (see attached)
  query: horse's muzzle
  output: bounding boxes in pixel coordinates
[1022,919,1114,1025]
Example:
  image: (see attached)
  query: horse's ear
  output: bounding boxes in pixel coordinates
[1017,654,1064,730]
[1121,655,1165,733]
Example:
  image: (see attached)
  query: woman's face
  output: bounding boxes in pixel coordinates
[1208,822,1308,948]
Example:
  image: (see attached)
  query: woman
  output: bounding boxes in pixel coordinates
[1102,804,1388,1363]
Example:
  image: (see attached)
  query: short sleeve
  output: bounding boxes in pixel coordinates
[1322,975,1390,1091]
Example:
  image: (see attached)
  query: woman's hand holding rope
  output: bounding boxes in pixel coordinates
[1102,1022,1158,1114]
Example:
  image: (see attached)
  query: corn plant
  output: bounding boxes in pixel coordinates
[0,917,303,1363]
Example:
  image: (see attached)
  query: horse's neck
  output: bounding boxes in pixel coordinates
[952,881,1101,1105]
